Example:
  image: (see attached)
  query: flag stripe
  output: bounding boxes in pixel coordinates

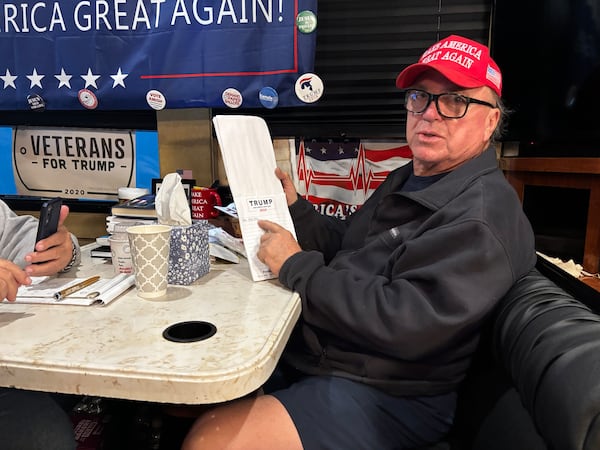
[296,139,412,217]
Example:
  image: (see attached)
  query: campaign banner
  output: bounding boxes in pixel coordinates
[295,138,413,219]
[3,126,159,200]
[0,0,318,111]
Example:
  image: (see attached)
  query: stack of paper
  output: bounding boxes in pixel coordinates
[212,115,297,281]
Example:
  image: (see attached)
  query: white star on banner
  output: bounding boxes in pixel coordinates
[110,67,128,88]
[0,69,17,89]
[81,68,100,89]
[26,68,44,88]
[54,68,72,89]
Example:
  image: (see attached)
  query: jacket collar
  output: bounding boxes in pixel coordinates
[389,146,500,209]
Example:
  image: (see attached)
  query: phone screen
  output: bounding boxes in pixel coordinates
[35,197,62,245]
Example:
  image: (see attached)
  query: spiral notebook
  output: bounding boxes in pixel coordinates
[10,273,135,306]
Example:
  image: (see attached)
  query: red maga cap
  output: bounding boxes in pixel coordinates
[395,35,502,97]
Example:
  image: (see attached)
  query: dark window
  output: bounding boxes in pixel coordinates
[492,0,600,157]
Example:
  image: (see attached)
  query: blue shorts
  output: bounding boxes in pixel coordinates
[266,371,456,450]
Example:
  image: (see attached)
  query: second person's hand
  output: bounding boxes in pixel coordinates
[24,205,74,276]
[0,259,31,302]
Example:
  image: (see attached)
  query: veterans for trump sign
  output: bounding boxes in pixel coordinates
[0,0,317,110]
[7,126,159,200]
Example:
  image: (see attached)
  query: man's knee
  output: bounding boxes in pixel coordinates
[182,395,302,450]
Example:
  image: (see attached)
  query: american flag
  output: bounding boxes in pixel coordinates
[295,138,412,218]
[486,65,502,91]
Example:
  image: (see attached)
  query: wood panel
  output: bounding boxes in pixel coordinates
[500,157,600,273]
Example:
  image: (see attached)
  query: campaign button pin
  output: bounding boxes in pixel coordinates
[78,89,98,110]
[222,88,243,108]
[259,87,279,109]
[295,73,324,103]
[296,10,317,34]
[27,94,45,112]
[146,89,166,110]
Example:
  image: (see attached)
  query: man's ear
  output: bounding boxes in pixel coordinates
[484,108,500,142]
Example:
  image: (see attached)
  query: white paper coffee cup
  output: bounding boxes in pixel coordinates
[109,236,133,275]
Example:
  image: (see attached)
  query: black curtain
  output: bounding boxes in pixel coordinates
[216,0,493,139]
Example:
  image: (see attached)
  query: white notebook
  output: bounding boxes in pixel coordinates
[11,273,135,306]
[212,115,297,281]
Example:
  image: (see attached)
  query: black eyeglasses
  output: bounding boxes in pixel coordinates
[403,89,497,119]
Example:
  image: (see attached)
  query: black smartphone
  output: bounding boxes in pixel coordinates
[35,197,63,247]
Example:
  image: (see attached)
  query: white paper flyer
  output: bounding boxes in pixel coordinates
[212,115,297,281]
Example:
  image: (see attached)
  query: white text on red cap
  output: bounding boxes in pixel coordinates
[422,51,475,71]
[421,39,483,61]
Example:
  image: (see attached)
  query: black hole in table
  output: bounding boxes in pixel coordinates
[162,321,217,343]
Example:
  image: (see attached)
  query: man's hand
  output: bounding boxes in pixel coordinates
[0,260,31,302]
[275,167,299,207]
[257,220,301,277]
[24,205,74,277]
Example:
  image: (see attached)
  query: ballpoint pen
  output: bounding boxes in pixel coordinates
[54,275,100,301]
[85,273,130,299]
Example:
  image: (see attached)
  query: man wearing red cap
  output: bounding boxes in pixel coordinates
[183,35,536,450]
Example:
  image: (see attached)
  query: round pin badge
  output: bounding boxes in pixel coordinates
[146,90,167,110]
[259,87,279,109]
[27,94,46,112]
[78,89,98,110]
[296,10,317,34]
[295,73,324,103]
[222,88,243,108]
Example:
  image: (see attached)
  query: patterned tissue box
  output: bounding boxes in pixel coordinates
[168,220,210,285]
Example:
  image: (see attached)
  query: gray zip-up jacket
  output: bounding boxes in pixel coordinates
[278,147,536,396]
[0,200,79,270]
